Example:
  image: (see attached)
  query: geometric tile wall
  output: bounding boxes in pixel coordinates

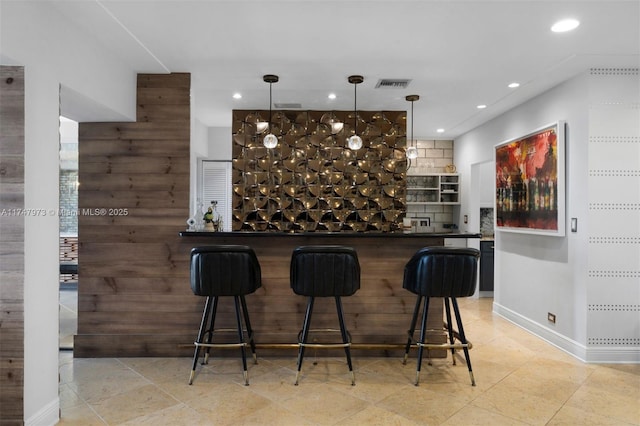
[231,109,408,232]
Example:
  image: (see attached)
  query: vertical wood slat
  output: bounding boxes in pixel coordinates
[0,66,25,423]
[76,73,191,357]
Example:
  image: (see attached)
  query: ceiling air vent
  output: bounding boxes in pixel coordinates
[375,79,412,89]
[274,103,302,109]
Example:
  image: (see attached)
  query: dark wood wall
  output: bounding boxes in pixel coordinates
[75,73,194,356]
[0,66,25,424]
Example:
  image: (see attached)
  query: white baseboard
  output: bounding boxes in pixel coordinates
[586,347,640,363]
[25,397,59,426]
[493,302,640,364]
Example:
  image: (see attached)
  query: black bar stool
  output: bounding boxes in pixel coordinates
[290,245,360,385]
[402,246,480,386]
[189,245,261,385]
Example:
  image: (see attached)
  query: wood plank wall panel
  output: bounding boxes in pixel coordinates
[75,73,193,357]
[0,66,25,424]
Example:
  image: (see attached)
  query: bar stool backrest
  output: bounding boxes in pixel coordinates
[190,245,262,296]
[290,246,360,297]
[403,247,480,298]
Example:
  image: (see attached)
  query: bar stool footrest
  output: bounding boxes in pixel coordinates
[297,328,352,347]
[195,342,248,349]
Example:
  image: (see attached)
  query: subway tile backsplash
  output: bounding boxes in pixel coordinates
[406,139,456,232]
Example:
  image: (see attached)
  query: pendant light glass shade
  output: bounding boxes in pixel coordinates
[263,133,278,149]
[405,94,419,163]
[262,74,279,148]
[406,146,418,159]
[348,135,363,150]
[347,75,364,150]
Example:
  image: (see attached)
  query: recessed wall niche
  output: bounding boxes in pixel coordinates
[232,109,408,232]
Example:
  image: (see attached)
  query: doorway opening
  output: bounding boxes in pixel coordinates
[59,116,78,351]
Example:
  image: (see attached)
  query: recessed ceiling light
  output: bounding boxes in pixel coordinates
[437,128,445,133]
[232,93,242,99]
[551,18,580,33]
[477,104,487,109]
[328,93,337,100]
[508,82,520,88]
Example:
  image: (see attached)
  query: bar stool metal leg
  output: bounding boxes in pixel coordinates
[203,296,219,365]
[233,296,250,385]
[240,295,258,364]
[295,296,315,385]
[415,296,430,386]
[403,296,423,365]
[190,296,212,385]
[452,297,475,386]
[335,296,355,385]
[444,297,457,365]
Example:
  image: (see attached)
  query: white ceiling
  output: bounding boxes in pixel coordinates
[51,0,639,139]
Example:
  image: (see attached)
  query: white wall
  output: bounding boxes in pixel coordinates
[190,118,208,217]
[586,69,640,362]
[1,2,138,423]
[455,72,592,359]
[207,126,233,160]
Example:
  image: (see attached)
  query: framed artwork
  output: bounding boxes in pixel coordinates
[494,121,565,236]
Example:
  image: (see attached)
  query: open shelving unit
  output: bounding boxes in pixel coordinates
[406,173,460,205]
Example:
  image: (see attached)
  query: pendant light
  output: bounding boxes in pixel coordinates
[262,74,279,149]
[405,95,419,163]
[347,75,364,150]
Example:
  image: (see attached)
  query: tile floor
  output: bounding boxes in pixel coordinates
[58,297,640,425]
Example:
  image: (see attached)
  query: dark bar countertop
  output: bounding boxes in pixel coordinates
[179,231,482,239]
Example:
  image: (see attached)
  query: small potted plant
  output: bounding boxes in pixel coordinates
[203,200,221,231]
[203,206,215,231]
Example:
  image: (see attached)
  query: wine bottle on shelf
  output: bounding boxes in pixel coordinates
[196,198,206,231]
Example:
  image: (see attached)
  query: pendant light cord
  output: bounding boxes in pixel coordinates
[410,99,414,169]
[353,82,357,136]
[268,81,272,134]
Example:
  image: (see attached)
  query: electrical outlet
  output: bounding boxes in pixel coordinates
[464,215,468,224]
[547,312,556,323]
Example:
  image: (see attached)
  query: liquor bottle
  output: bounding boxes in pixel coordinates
[549,180,555,211]
[506,177,512,211]
[529,177,536,211]
[196,198,206,231]
[544,178,550,210]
